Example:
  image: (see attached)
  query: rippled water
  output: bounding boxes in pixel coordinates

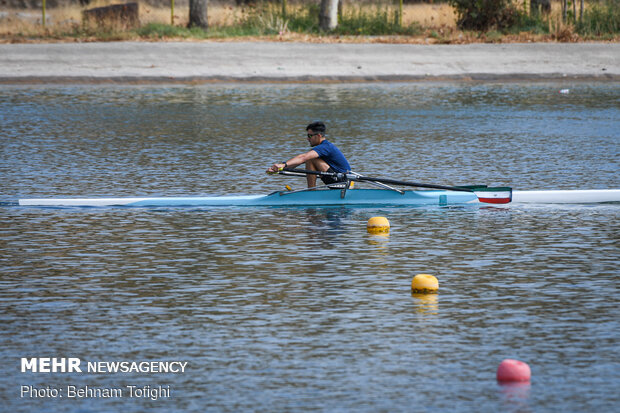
[1,83,619,412]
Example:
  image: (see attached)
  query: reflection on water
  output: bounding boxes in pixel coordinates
[300,207,351,247]
[0,83,619,412]
[411,293,439,314]
[411,293,439,315]
[366,232,390,247]
[498,382,532,413]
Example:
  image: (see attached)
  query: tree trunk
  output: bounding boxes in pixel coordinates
[561,0,567,22]
[562,0,568,23]
[572,0,577,23]
[188,0,208,29]
[319,0,339,31]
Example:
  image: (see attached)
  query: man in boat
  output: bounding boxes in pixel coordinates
[267,122,351,188]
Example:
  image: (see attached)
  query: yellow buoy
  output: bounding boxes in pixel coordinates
[411,274,438,293]
[367,216,390,234]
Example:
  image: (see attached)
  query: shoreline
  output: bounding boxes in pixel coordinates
[1,41,619,83]
[3,74,618,84]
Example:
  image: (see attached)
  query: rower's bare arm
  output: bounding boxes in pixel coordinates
[285,150,319,168]
[267,150,318,173]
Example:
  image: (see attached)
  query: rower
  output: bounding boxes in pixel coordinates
[267,121,351,189]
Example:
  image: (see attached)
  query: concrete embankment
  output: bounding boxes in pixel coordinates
[0,41,618,83]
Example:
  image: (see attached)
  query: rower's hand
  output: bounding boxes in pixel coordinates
[266,163,285,174]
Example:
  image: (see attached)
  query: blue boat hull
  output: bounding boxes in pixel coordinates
[19,189,479,207]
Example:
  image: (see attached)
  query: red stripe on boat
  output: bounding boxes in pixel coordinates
[478,197,511,204]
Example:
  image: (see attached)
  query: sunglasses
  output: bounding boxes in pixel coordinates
[307,132,320,138]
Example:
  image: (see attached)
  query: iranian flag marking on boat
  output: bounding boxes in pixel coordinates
[474,187,512,204]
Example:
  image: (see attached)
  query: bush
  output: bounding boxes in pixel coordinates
[335,5,421,35]
[577,0,620,36]
[449,0,522,31]
[286,4,320,33]
[508,12,548,34]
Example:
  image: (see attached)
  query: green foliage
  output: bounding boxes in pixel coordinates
[221,3,420,37]
[138,22,276,39]
[449,0,522,31]
[503,11,548,34]
[577,0,620,35]
[285,4,320,33]
[228,3,318,35]
[498,0,620,37]
[335,5,421,35]
[136,23,209,39]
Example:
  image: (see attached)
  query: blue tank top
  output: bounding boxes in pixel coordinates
[313,140,351,173]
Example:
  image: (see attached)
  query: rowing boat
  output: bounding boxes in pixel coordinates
[17,188,620,208]
[18,188,487,207]
[512,189,620,204]
[19,188,620,208]
[15,169,620,207]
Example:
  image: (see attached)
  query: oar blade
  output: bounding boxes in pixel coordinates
[474,187,512,204]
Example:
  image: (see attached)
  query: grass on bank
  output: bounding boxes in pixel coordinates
[134,3,424,38]
[501,0,620,40]
[576,0,620,37]
[0,0,618,43]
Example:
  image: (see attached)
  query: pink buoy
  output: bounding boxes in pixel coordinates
[497,359,531,383]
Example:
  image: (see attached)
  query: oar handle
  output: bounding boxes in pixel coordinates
[281,167,338,177]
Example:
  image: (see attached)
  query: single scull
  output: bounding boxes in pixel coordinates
[17,189,485,207]
[16,169,620,207]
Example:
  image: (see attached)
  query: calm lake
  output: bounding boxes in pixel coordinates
[1,83,619,412]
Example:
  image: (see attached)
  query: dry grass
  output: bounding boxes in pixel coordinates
[0,1,618,43]
[0,2,458,37]
[403,3,457,30]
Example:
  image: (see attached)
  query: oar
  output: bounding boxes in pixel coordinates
[280,168,475,193]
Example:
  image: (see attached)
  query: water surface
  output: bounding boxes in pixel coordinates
[1,83,619,412]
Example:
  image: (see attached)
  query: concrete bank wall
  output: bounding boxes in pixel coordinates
[1,42,618,83]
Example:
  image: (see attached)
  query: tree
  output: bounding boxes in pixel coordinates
[189,0,208,29]
[319,0,339,31]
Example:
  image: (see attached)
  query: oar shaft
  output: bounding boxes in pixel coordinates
[278,170,308,178]
[354,176,473,193]
[281,168,473,193]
